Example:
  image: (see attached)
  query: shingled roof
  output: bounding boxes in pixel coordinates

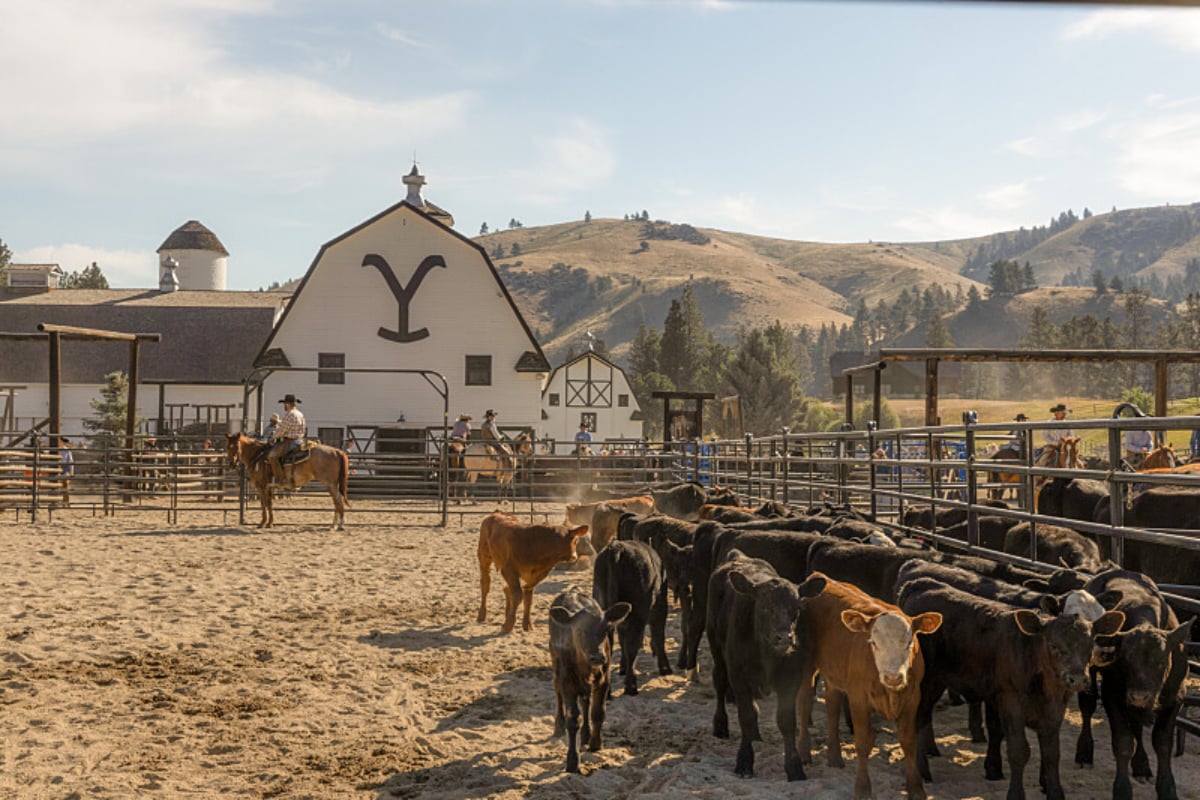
[157,220,230,256]
[0,289,286,383]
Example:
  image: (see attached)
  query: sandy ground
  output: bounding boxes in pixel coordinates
[2,498,1198,799]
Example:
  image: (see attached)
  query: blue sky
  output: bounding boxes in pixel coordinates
[4,0,1200,290]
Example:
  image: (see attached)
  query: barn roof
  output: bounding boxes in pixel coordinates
[542,349,630,393]
[0,289,286,384]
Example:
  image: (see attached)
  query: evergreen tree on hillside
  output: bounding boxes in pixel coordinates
[660,283,712,392]
[479,222,489,235]
[0,237,10,286]
[925,314,954,348]
[626,325,671,437]
[723,322,802,435]
[1092,269,1108,294]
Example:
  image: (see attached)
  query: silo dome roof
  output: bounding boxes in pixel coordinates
[157,220,229,256]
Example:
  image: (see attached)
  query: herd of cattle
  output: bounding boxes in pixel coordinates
[474,480,1196,800]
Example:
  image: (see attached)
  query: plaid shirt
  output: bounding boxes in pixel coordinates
[273,408,306,441]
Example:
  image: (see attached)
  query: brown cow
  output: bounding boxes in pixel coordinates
[588,502,629,553]
[477,511,589,633]
[797,573,943,800]
[565,495,653,529]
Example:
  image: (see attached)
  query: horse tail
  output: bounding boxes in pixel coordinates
[339,448,351,508]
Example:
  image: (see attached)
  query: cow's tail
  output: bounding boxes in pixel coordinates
[339,449,351,508]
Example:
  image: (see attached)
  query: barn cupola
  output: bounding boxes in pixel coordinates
[157,220,229,290]
[401,163,455,228]
[159,254,180,293]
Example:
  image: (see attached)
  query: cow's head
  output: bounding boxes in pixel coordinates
[659,539,693,593]
[562,525,589,562]
[1014,608,1125,694]
[841,607,942,691]
[550,599,631,676]
[1093,617,1191,711]
[730,569,825,659]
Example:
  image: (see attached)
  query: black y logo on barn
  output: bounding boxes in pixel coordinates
[361,254,446,342]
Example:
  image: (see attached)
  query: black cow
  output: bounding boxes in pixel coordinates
[548,588,631,773]
[707,550,826,780]
[935,514,1020,550]
[1038,478,1110,522]
[1074,569,1192,800]
[615,511,641,542]
[592,540,672,695]
[1002,522,1106,573]
[937,551,1088,592]
[683,525,824,679]
[727,514,838,534]
[823,518,899,547]
[805,538,936,602]
[898,577,1124,800]
[903,499,1009,530]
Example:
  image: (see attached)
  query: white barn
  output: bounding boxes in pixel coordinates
[540,350,644,453]
[251,168,550,454]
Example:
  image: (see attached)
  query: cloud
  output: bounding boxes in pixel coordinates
[1003,137,1042,157]
[14,244,157,289]
[0,2,472,183]
[375,23,435,50]
[1115,113,1200,199]
[1063,8,1200,52]
[890,207,1021,241]
[1057,109,1108,134]
[520,119,616,197]
[978,181,1037,212]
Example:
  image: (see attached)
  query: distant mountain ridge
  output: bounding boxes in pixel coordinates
[470,202,1200,363]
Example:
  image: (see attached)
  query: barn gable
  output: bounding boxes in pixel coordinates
[254,201,549,433]
[541,350,643,450]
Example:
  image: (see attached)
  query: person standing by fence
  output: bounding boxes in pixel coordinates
[58,437,74,505]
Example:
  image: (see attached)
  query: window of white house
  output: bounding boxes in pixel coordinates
[466,355,492,386]
[549,393,560,406]
[318,352,345,384]
[618,394,629,407]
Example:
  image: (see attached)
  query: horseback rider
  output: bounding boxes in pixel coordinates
[1005,413,1028,457]
[268,394,307,485]
[480,409,511,456]
[450,412,472,442]
[262,413,281,441]
[1035,403,1071,462]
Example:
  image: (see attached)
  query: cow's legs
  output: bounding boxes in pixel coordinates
[776,679,806,781]
[733,677,760,777]
[674,590,691,671]
[1152,700,1180,800]
[564,690,582,773]
[968,700,987,742]
[710,638,730,739]
[914,680,942,781]
[999,695,1031,800]
[796,668,816,765]
[618,618,641,695]
[1131,725,1152,781]
[650,588,672,676]
[1035,717,1066,800]
[553,674,565,736]
[1075,672,1099,767]
[520,582,535,632]
[897,705,927,800]
[476,545,492,623]
[499,569,521,633]
[849,698,876,800]
[824,686,846,768]
[587,679,606,751]
[984,700,1006,781]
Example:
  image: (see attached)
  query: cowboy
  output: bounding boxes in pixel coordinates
[1124,426,1154,465]
[1006,413,1029,455]
[450,412,472,441]
[262,413,281,441]
[574,422,592,455]
[1035,403,1071,462]
[268,394,307,485]
[479,409,511,455]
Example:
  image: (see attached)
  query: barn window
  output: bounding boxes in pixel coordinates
[618,393,629,407]
[318,352,345,385]
[466,355,492,386]
[549,393,560,407]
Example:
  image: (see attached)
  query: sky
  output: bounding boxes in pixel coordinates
[5,0,1200,291]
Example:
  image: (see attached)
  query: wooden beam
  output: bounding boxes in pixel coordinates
[37,323,161,343]
[845,373,855,426]
[873,367,882,428]
[1155,359,1169,417]
[48,331,61,444]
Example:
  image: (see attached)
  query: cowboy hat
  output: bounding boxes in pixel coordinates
[278,393,302,405]
[485,409,496,417]
[1050,403,1068,413]
[1014,413,1028,421]
[269,413,281,423]
[458,413,472,421]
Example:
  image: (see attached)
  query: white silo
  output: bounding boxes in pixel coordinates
[157,220,229,290]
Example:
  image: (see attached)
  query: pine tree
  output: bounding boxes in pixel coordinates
[62,261,109,289]
[660,284,709,391]
[83,371,141,447]
[479,222,489,235]
[584,211,592,223]
[0,237,10,286]
[723,322,802,435]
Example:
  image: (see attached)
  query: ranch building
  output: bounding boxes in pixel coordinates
[540,349,644,453]
[0,167,553,459]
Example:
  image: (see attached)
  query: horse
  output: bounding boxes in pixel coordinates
[446,438,468,502]
[461,440,517,503]
[986,445,1024,500]
[1135,442,1177,472]
[224,433,350,530]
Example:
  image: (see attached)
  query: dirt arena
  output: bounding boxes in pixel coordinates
[2,500,1197,799]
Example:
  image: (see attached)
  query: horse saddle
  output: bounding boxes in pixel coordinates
[282,441,315,466]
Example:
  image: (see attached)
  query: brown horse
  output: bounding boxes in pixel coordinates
[462,440,517,503]
[225,433,350,530]
[1136,442,1177,471]
[988,436,1082,505]
[987,445,1024,500]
